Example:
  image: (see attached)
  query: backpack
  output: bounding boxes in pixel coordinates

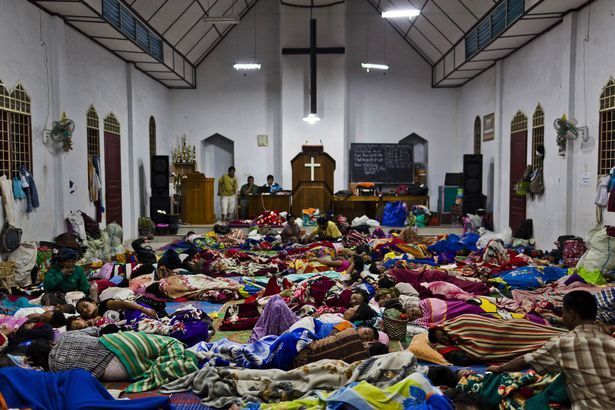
[0,223,22,254]
[529,166,544,195]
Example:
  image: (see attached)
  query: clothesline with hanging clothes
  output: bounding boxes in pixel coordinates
[0,166,40,228]
[89,155,104,222]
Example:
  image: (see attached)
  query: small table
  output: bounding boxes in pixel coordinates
[248,193,292,217]
[332,195,429,221]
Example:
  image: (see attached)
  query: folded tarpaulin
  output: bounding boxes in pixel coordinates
[0,367,169,410]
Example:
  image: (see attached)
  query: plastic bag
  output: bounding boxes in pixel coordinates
[382,201,409,227]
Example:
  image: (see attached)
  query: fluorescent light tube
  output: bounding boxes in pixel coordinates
[233,63,261,70]
[361,63,389,72]
[381,9,420,18]
[302,113,321,124]
[203,16,239,24]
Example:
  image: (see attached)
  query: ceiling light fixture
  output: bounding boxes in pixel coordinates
[202,16,240,24]
[233,63,261,70]
[361,63,389,72]
[381,9,420,19]
[302,113,321,124]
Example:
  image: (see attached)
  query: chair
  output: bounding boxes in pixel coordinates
[0,261,16,294]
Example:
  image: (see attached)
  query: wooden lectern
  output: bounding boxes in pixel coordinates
[291,146,335,215]
[181,173,215,224]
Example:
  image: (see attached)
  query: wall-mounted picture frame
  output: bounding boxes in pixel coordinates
[483,113,495,141]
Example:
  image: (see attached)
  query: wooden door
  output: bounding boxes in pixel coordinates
[509,128,527,233]
[104,132,123,226]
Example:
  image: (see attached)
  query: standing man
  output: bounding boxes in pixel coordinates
[217,166,238,223]
[239,176,259,219]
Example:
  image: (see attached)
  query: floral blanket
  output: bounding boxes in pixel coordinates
[161,351,423,408]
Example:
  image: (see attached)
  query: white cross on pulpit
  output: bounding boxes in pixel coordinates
[304,157,321,181]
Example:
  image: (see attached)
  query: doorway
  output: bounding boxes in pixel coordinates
[104,131,123,226]
[509,112,528,234]
[201,134,235,218]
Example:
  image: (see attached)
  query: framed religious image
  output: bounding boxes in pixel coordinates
[483,113,495,141]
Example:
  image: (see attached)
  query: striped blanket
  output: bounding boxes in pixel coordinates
[436,314,566,362]
[100,331,199,393]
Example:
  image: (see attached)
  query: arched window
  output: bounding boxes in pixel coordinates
[473,116,481,154]
[104,113,120,134]
[0,81,32,177]
[149,116,156,157]
[511,111,528,133]
[86,106,100,159]
[599,78,615,175]
[532,104,544,169]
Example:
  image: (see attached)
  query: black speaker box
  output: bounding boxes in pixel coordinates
[463,154,484,215]
[463,154,482,195]
[151,156,169,194]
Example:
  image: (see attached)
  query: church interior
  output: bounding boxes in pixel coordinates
[0,0,614,408]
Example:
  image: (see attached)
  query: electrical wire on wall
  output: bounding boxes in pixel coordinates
[582,3,591,128]
[39,9,51,141]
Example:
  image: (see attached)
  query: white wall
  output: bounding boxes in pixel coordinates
[171,0,459,206]
[280,2,347,192]
[457,0,615,247]
[170,0,280,189]
[0,0,171,241]
[346,0,459,207]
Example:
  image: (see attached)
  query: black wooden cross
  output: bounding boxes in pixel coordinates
[282,19,345,115]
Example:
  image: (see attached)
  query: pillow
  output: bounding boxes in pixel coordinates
[407,332,450,366]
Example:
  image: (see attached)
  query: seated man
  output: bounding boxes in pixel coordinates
[306,217,342,242]
[280,214,302,243]
[42,248,90,305]
[239,176,259,219]
[261,174,281,194]
[488,290,615,409]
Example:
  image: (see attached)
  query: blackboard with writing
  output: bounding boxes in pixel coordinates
[350,143,414,183]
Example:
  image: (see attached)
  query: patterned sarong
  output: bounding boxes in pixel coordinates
[100,331,199,393]
[437,314,566,362]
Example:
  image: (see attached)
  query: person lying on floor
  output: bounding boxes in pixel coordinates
[74,298,211,346]
[250,294,383,344]
[191,311,381,371]
[427,313,566,365]
[42,248,91,305]
[305,217,342,242]
[308,253,353,272]
[76,297,159,324]
[487,290,615,409]
[13,303,76,320]
[410,297,549,327]
[26,329,199,393]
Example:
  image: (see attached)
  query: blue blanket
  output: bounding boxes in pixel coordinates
[0,368,169,410]
[191,327,317,370]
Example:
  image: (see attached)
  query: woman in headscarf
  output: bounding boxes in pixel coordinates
[42,248,90,305]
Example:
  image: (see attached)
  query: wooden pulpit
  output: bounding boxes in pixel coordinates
[291,147,335,215]
[181,173,215,224]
